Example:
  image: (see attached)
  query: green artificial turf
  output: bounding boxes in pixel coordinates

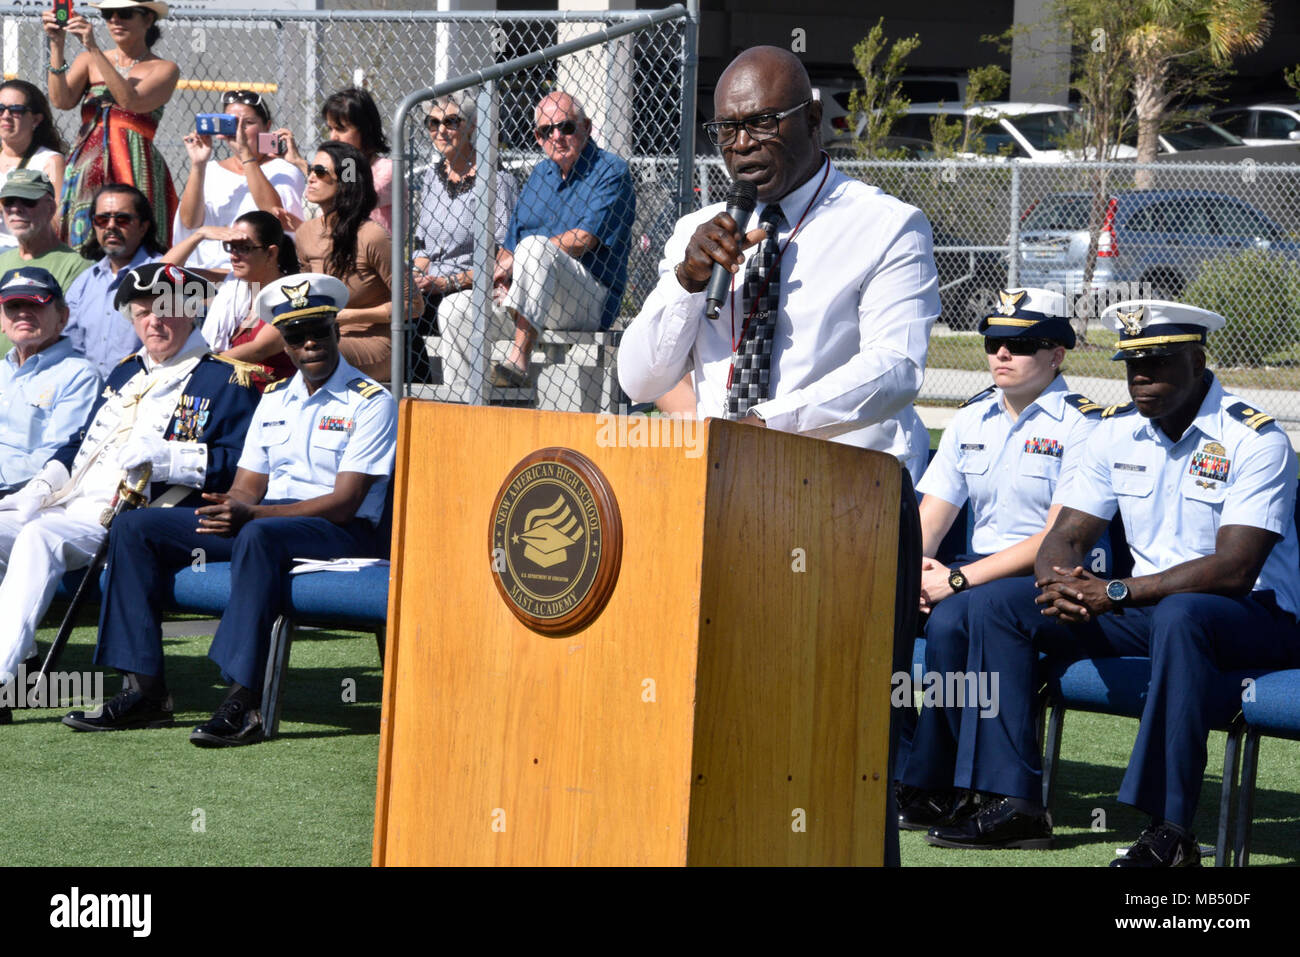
[5,611,1296,867]
[1,614,382,867]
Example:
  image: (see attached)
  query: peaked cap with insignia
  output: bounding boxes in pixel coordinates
[1100,300,1225,360]
[978,287,1076,348]
[254,273,349,328]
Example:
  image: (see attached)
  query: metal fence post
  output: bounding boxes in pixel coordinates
[677,0,699,220]
[1007,160,1020,288]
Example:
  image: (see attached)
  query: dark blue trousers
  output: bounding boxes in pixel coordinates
[910,575,1300,829]
[95,505,378,692]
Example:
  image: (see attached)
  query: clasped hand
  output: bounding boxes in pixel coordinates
[195,492,255,536]
[1035,565,1112,623]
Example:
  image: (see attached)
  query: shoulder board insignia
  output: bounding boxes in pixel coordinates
[1064,393,1102,418]
[348,377,384,399]
[115,353,139,367]
[262,377,290,394]
[958,385,996,409]
[1100,402,1136,419]
[1227,401,1275,432]
[210,354,260,389]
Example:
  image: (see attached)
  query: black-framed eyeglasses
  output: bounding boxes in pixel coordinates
[280,318,336,347]
[307,164,335,182]
[535,120,578,139]
[0,104,31,116]
[984,337,1058,356]
[222,240,266,255]
[93,211,140,227]
[100,8,141,20]
[702,99,812,147]
[426,114,464,132]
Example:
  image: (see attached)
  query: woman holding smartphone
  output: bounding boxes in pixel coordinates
[42,0,179,250]
[174,89,306,273]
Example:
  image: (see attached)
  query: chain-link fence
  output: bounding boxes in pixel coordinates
[809,158,1300,424]
[393,8,691,410]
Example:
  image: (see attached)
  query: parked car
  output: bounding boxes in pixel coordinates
[1016,189,1299,303]
[932,226,1006,329]
[1208,104,1300,146]
[1145,118,1245,153]
[872,102,1137,161]
[818,74,971,156]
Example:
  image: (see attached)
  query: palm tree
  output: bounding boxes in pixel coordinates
[1126,0,1272,186]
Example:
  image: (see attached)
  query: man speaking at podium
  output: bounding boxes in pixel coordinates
[617,45,940,483]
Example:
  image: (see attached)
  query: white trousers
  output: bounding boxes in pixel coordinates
[500,235,607,334]
[0,500,106,685]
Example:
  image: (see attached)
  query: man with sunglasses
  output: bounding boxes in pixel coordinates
[63,184,164,378]
[0,170,90,355]
[0,261,258,725]
[618,46,940,484]
[72,272,396,747]
[479,91,634,387]
[922,301,1300,866]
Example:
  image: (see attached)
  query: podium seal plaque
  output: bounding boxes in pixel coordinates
[490,448,622,635]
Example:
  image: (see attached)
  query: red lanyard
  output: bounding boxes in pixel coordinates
[726,159,832,389]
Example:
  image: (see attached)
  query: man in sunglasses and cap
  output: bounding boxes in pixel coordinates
[0,170,91,355]
[921,301,1300,866]
[0,261,258,722]
[72,273,396,747]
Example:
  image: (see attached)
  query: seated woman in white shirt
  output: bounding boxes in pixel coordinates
[0,80,66,248]
[173,90,304,273]
[163,209,297,389]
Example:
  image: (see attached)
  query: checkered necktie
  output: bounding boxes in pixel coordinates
[727,203,783,419]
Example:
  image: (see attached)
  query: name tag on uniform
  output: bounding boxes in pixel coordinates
[1023,437,1063,458]
[1113,462,1146,472]
[959,443,985,452]
[318,415,353,433]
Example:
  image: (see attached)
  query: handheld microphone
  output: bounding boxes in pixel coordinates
[704,180,758,320]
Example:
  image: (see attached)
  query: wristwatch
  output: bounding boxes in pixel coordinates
[1105,579,1130,605]
[947,569,969,593]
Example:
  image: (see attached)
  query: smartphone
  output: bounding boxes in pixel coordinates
[52,0,73,27]
[257,132,285,156]
[196,113,238,137]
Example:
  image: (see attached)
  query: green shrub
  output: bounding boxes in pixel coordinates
[1183,247,1300,367]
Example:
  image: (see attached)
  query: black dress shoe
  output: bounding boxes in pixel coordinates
[62,688,174,731]
[898,786,979,831]
[189,697,265,748]
[925,796,1053,850]
[1111,824,1201,867]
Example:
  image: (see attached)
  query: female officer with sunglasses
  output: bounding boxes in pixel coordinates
[175,89,306,273]
[42,0,179,251]
[895,287,1103,830]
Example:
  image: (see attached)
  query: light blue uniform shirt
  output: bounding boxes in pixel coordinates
[918,375,1100,554]
[238,357,397,524]
[1062,374,1300,616]
[0,336,102,490]
[63,247,155,380]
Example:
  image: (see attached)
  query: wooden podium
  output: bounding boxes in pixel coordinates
[373,402,902,866]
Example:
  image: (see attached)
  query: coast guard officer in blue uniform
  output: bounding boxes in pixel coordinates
[923,301,1300,866]
[68,273,398,748]
[0,262,258,715]
[897,287,1101,831]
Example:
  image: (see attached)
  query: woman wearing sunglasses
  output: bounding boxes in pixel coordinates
[895,287,1103,831]
[42,0,179,251]
[162,209,298,390]
[293,141,407,380]
[175,89,306,273]
[0,81,67,249]
[409,91,518,385]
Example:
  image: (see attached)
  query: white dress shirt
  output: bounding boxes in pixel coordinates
[618,157,940,480]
